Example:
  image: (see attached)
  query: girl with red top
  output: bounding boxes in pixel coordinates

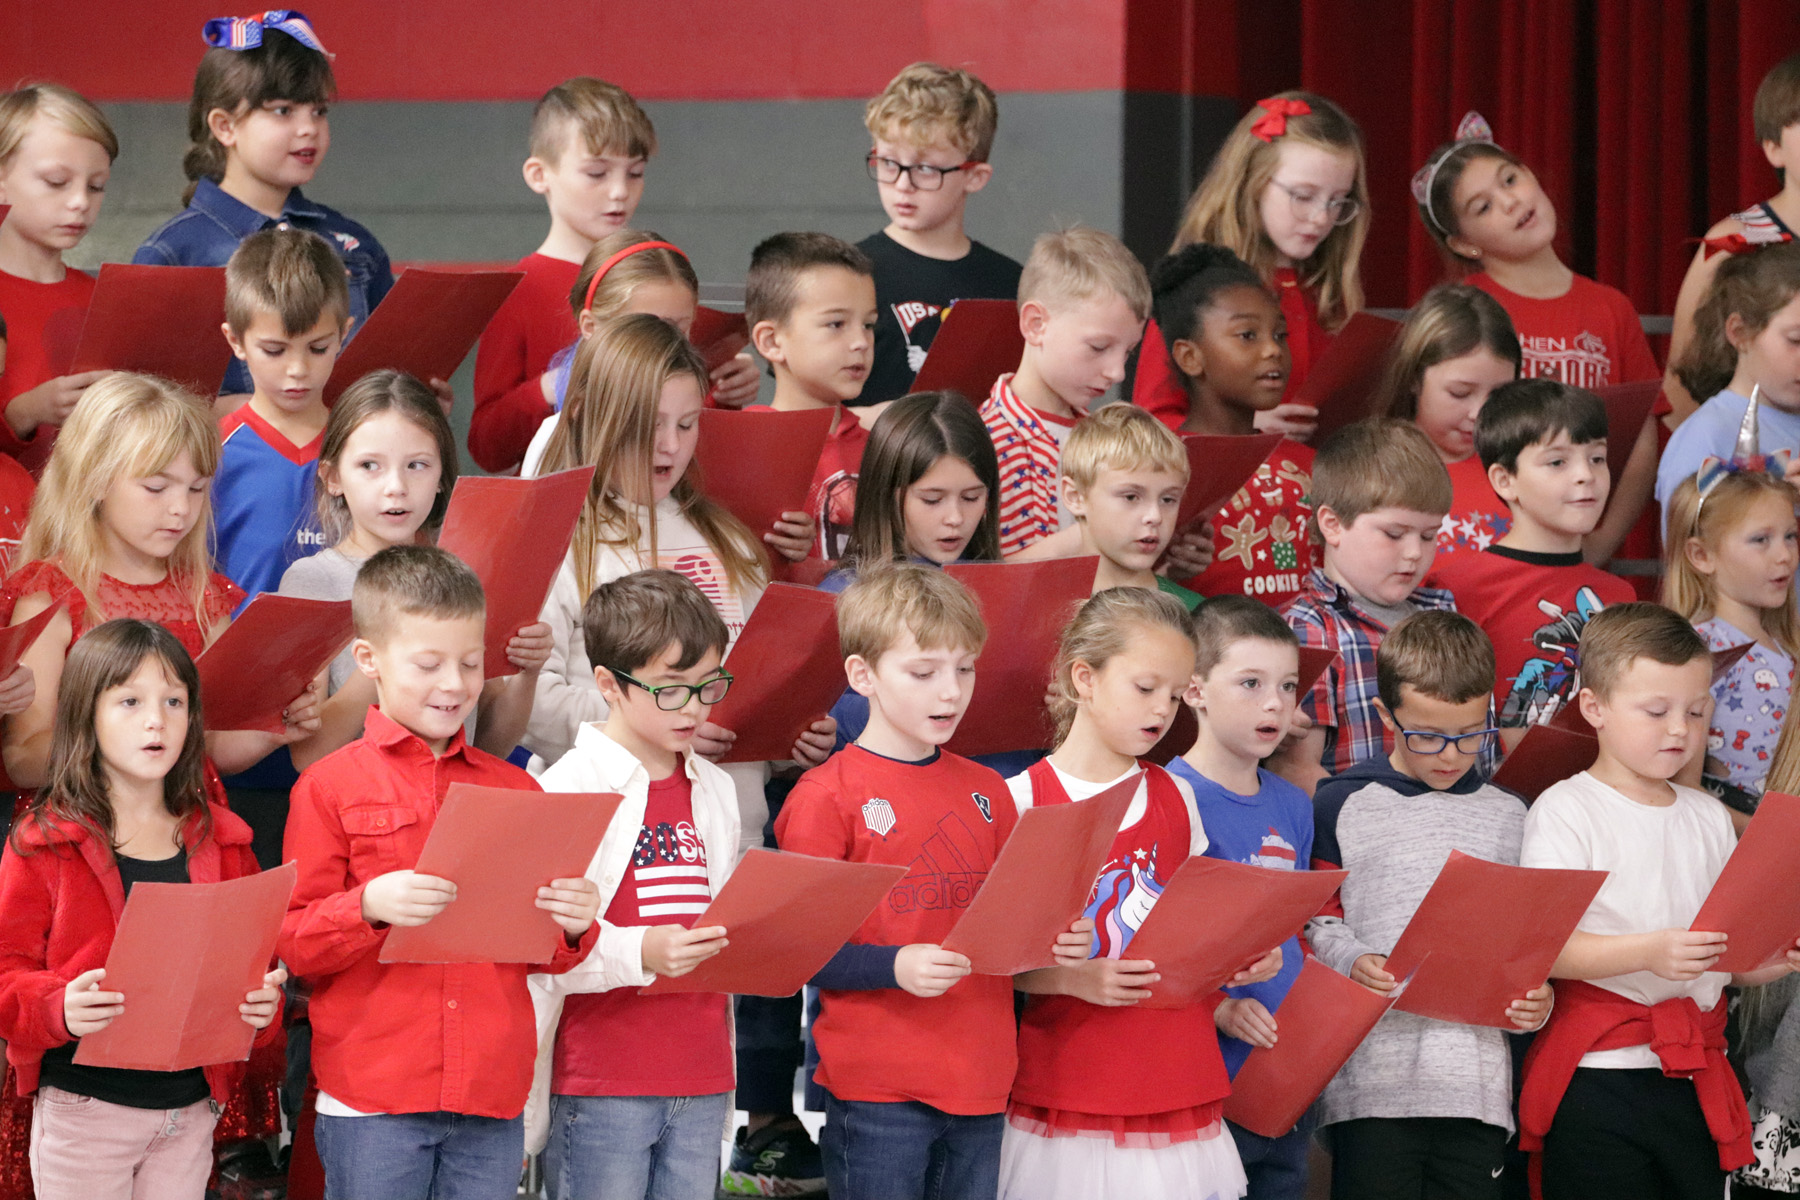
[1374,284,1522,565]
[1002,588,1279,1200]
[0,619,285,1200]
[1136,91,1370,441]
[0,86,116,476]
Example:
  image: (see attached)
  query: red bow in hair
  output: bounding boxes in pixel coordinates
[1251,97,1312,143]
[1699,229,1793,259]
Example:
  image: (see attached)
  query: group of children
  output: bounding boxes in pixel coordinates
[2,9,1800,1200]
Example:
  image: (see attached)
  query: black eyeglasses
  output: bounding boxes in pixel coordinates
[1397,727,1498,755]
[611,668,734,711]
[865,152,979,191]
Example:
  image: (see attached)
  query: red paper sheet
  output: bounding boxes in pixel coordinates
[436,466,595,677]
[1146,645,1339,767]
[691,306,750,373]
[1385,850,1606,1027]
[380,786,621,964]
[909,298,1025,401]
[695,406,836,539]
[74,863,295,1071]
[68,264,232,396]
[1296,312,1404,442]
[943,557,1099,757]
[642,848,906,996]
[941,772,1137,974]
[1222,957,1400,1138]
[1176,433,1285,530]
[1127,857,1347,1009]
[1692,791,1800,971]
[0,601,64,681]
[1595,380,1662,476]
[709,584,843,764]
[1490,723,1599,802]
[322,268,523,405]
[196,595,353,733]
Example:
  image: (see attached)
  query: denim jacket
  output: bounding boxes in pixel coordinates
[133,178,393,394]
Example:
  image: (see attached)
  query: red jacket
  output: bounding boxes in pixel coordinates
[0,803,276,1100]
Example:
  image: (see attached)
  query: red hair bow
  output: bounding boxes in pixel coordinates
[1251,97,1312,143]
[1699,229,1793,259]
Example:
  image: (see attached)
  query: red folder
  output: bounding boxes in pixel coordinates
[1295,312,1403,442]
[380,786,622,964]
[1490,723,1599,802]
[695,406,836,539]
[943,557,1100,756]
[1221,957,1401,1138]
[909,298,1024,402]
[74,863,296,1071]
[68,264,232,396]
[322,267,523,405]
[1146,645,1339,767]
[1128,857,1347,1009]
[1384,850,1606,1027]
[196,595,353,733]
[1692,790,1800,971]
[1595,380,1663,476]
[641,848,906,997]
[1176,433,1285,530]
[709,584,843,764]
[436,466,595,677]
[941,772,1137,974]
[0,601,65,680]
[691,307,750,373]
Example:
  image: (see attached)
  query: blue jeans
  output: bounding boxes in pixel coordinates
[314,1110,524,1200]
[821,1094,1003,1200]
[542,1092,729,1200]
[1229,1108,1318,1200]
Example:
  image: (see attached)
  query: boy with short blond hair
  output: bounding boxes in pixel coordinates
[1283,419,1457,777]
[858,62,1022,406]
[776,564,1019,1199]
[1059,402,1200,608]
[280,545,602,1198]
[983,226,1151,557]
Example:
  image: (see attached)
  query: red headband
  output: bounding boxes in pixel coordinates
[1251,96,1312,143]
[582,239,688,312]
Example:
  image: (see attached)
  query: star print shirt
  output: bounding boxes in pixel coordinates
[1436,454,1510,563]
[1696,617,1794,808]
[1185,439,1315,607]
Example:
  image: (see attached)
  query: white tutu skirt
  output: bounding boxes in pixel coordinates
[998,1116,1248,1200]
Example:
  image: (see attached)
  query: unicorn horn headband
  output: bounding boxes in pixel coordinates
[1694,385,1793,513]
[202,9,330,56]
[1411,111,1494,234]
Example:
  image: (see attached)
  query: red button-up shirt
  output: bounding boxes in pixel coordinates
[279,709,595,1118]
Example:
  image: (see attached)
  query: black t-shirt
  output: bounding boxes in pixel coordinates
[855,231,1023,405]
[39,848,211,1110]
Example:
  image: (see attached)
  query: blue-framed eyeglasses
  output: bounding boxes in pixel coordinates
[1398,727,1499,755]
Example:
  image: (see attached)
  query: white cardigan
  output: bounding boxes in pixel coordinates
[524,722,742,1153]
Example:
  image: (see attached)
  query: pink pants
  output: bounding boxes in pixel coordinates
[30,1086,218,1200]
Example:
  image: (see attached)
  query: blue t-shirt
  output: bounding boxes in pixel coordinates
[1657,387,1800,527]
[133,179,393,395]
[215,406,326,608]
[1167,758,1313,1076]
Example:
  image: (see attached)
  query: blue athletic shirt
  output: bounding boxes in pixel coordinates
[215,404,327,609]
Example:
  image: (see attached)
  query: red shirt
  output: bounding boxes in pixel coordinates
[0,456,34,579]
[804,405,868,562]
[278,708,596,1118]
[470,253,580,474]
[552,772,732,1097]
[1436,454,1510,564]
[775,744,1018,1115]
[1428,546,1635,728]
[1183,439,1315,607]
[0,267,95,474]
[1465,273,1659,390]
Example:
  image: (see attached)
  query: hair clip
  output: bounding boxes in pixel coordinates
[582,240,687,313]
[1250,97,1311,143]
[1410,110,1497,230]
[1699,226,1793,260]
[202,9,330,56]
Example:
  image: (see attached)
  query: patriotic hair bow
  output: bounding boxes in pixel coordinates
[1411,111,1496,223]
[203,10,329,55]
[1251,97,1312,143]
[1699,225,1792,259]
[1695,386,1792,509]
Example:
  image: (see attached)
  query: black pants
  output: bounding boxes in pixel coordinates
[1540,1067,1725,1200]
[1330,1116,1507,1200]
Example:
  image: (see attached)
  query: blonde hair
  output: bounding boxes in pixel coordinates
[21,373,222,631]
[1049,587,1195,744]
[1061,403,1188,492]
[864,62,998,161]
[568,229,698,322]
[1662,471,1800,658]
[838,563,986,665]
[0,83,119,168]
[1171,90,1368,330]
[529,77,656,164]
[542,314,766,598]
[1019,226,1152,323]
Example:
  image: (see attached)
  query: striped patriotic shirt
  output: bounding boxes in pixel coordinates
[981,373,1078,557]
[614,772,712,923]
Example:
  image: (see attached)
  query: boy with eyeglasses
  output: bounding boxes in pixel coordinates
[1306,610,1552,1200]
[856,62,1023,407]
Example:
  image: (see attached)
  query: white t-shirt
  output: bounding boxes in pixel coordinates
[1005,761,1209,857]
[1522,770,1735,1069]
[521,412,559,479]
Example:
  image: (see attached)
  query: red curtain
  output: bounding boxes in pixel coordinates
[1183,0,1800,313]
